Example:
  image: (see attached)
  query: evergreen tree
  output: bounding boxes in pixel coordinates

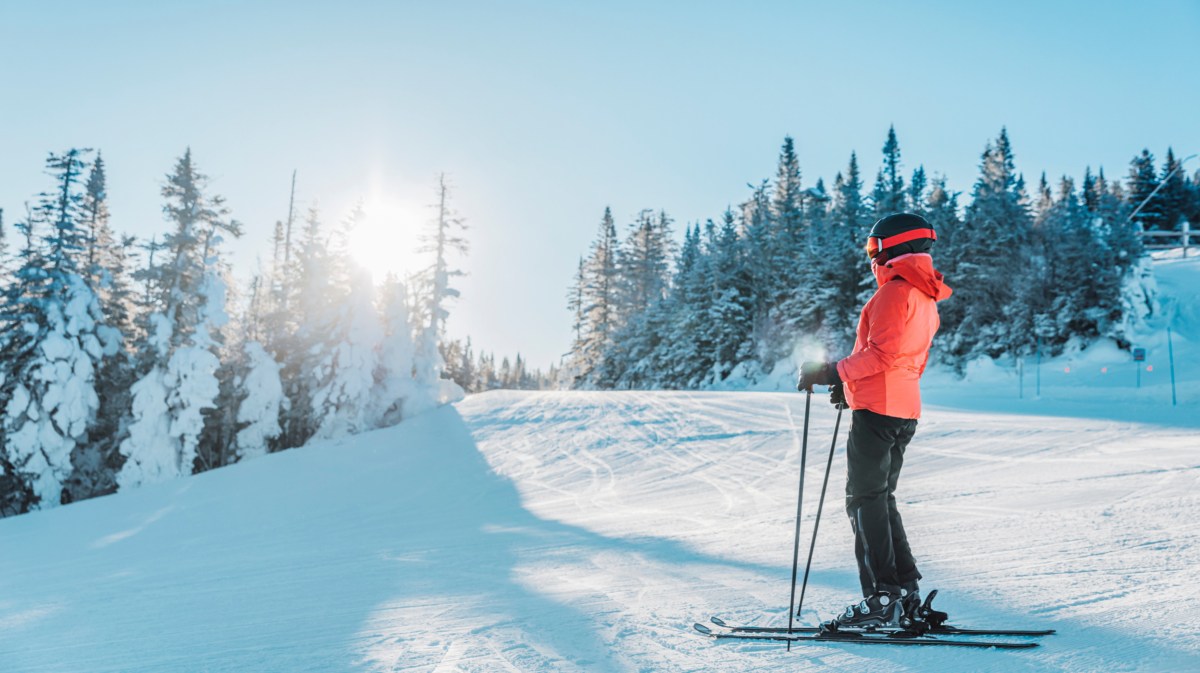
[616,208,674,322]
[118,149,242,488]
[310,265,382,438]
[414,174,467,401]
[908,166,928,217]
[570,207,620,386]
[772,137,807,299]
[605,208,674,387]
[1159,148,1189,232]
[811,152,871,353]
[1127,149,1163,231]
[567,257,585,352]
[1082,167,1100,212]
[738,175,791,368]
[0,209,8,279]
[1188,169,1200,234]
[873,125,906,216]
[71,154,134,502]
[231,340,283,462]
[659,223,710,387]
[373,275,429,425]
[943,128,1034,363]
[706,209,755,381]
[0,149,108,511]
[278,204,330,448]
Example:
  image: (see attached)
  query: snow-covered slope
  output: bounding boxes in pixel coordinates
[2,387,1198,672]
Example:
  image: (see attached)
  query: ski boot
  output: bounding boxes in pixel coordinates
[820,590,902,633]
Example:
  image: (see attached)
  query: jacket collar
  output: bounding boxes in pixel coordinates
[871,253,953,301]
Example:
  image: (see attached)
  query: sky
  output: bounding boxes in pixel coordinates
[1,1,1198,370]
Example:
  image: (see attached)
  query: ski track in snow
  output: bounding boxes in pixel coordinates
[0,389,1198,672]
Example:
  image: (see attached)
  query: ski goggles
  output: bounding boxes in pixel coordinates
[865,227,938,261]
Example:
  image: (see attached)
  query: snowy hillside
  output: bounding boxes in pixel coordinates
[2,383,1198,672]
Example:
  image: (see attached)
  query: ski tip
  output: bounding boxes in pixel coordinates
[693,623,714,636]
[710,616,730,627]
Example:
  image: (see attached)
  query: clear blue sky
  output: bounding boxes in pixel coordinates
[1,1,1197,370]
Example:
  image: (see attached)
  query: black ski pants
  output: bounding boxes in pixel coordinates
[845,408,922,597]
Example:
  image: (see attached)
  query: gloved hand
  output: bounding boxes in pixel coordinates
[829,383,849,410]
[796,361,841,392]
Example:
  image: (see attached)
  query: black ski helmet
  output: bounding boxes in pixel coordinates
[866,213,937,263]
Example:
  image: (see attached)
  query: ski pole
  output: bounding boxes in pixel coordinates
[785,390,811,650]
[795,402,843,622]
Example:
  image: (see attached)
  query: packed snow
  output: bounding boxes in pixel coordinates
[1,258,1198,672]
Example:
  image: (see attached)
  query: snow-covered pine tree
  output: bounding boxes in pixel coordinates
[705,208,755,382]
[275,204,331,449]
[373,274,430,426]
[413,175,467,403]
[1158,148,1189,232]
[458,337,476,392]
[1041,173,1138,353]
[765,137,811,352]
[303,206,380,439]
[773,137,806,258]
[1188,168,1200,231]
[605,208,674,387]
[908,166,928,217]
[661,223,713,387]
[570,207,620,387]
[117,149,241,488]
[796,152,871,355]
[616,209,674,324]
[231,340,284,462]
[70,154,134,502]
[0,209,6,275]
[1127,149,1162,232]
[567,257,585,352]
[738,176,790,369]
[0,149,109,512]
[477,352,496,391]
[1082,167,1100,213]
[938,129,1035,363]
[922,176,963,351]
[873,125,907,216]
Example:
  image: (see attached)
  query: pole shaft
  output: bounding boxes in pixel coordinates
[786,391,812,649]
[796,404,843,622]
[1168,326,1178,406]
[1036,336,1042,397]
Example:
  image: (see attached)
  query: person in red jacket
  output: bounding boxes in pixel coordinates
[797,212,952,630]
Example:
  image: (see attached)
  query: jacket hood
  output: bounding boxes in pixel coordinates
[872,253,953,301]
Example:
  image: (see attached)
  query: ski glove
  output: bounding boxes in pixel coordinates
[797,361,842,392]
[829,383,849,410]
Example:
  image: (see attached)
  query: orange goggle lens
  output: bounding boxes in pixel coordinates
[864,228,937,260]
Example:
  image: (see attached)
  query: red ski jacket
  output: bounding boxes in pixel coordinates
[835,253,952,420]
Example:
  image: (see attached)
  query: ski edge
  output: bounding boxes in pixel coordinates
[693,623,1038,649]
[710,615,1056,637]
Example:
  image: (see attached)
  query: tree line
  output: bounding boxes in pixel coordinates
[0,149,467,517]
[566,128,1199,389]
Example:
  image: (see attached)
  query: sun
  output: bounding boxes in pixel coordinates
[348,193,428,283]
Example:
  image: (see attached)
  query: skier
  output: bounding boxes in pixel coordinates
[796,212,952,630]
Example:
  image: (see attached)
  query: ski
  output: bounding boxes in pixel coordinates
[709,615,1055,637]
[693,623,1038,649]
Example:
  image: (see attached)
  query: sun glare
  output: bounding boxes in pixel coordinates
[349,194,427,283]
